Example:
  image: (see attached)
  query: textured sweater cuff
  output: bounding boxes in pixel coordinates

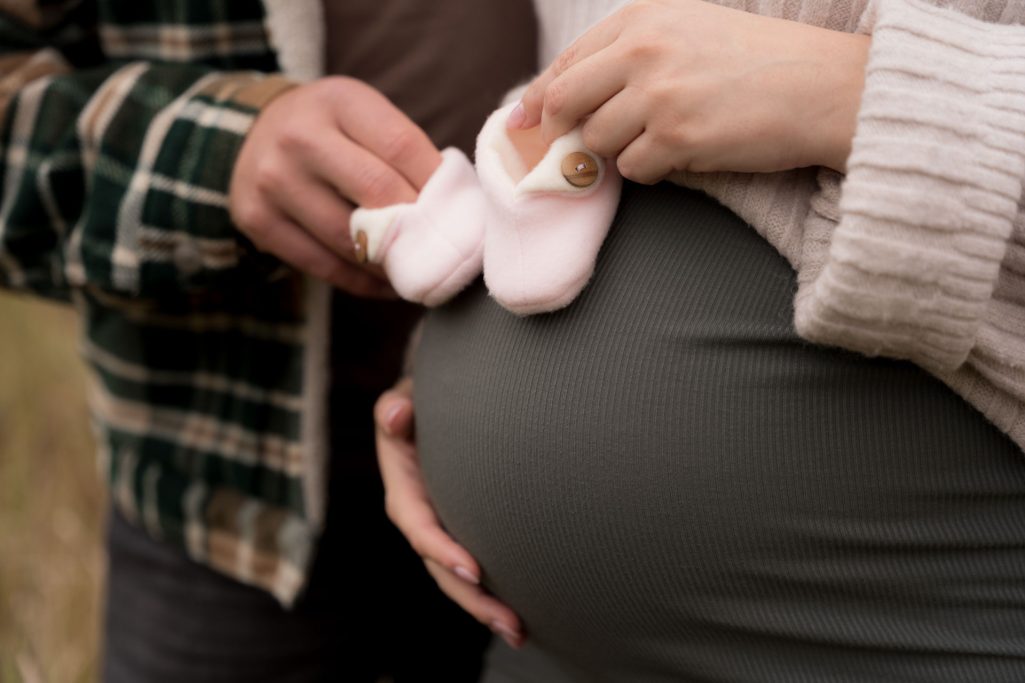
[795,0,1025,372]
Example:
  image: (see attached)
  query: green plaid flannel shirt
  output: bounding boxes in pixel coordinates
[0,0,329,604]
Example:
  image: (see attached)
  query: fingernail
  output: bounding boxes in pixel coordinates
[453,565,480,585]
[491,621,522,648]
[506,102,525,129]
[384,404,403,432]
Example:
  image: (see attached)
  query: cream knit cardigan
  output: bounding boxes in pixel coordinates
[533,0,1025,451]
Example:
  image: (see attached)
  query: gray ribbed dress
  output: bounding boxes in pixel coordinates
[414,182,1025,682]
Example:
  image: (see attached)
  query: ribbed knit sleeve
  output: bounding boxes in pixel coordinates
[529,0,1025,449]
[793,0,1025,374]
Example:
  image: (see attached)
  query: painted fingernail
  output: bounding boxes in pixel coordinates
[384,404,403,432]
[453,565,480,584]
[491,621,522,648]
[506,102,526,129]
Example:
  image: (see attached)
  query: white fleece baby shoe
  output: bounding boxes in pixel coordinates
[349,147,486,307]
[476,102,622,316]
[350,106,622,314]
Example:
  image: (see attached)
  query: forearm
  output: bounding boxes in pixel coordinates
[0,0,305,299]
[795,0,1025,373]
[0,58,294,299]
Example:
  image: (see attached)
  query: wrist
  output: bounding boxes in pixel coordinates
[811,32,871,173]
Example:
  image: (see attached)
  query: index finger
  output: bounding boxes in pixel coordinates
[373,386,482,580]
[336,81,443,191]
[539,49,626,145]
[513,13,623,130]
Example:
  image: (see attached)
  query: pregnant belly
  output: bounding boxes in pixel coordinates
[414,183,1025,682]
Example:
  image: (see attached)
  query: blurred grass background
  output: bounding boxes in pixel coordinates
[0,292,104,683]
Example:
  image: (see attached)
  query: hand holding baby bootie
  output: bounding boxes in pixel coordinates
[476,102,623,316]
[349,108,622,314]
[349,148,486,307]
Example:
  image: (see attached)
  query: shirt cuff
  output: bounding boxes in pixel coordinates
[794,0,1025,373]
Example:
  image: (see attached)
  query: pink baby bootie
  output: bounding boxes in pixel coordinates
[476,102,623,316]
[349,147,486,307]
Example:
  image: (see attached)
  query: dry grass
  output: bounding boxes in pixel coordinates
[0,292,105,683]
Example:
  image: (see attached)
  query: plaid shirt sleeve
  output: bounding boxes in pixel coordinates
[0,1,294,301]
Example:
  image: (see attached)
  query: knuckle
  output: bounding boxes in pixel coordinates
[353,165,397,207]
[627,160,659,184]
[543,80,568,116]
[625,37,657,61]
[521,86,543,113]
[520,87,542,111]
[655,124,685,149]
[231,202,263,233]
[649,82,678,108]
[380,127,419,166]
[277,126,315,156]
[318,75,360,99]
[617,155,640,181]
[253,159,284,194]
[666,120,697,151]
[319,75,349,91]
[580,124,607,156]
[552,45,577,76]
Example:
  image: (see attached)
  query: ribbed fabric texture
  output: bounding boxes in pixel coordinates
[528,0,1025,452]
[415,183,1025,682]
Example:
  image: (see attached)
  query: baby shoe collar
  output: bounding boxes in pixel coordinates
[476,102,608,201]
[351,147,468,264]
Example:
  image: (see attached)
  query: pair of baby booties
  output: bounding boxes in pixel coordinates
[349,102,623,315]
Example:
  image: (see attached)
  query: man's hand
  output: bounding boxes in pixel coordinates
[374,378,525,649]
[230,77,443,296]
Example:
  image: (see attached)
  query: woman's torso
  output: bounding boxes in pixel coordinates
[415,182,1025,682]
[322,0,537,467]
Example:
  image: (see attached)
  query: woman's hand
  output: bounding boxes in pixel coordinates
[509,0,870,181]
[374,378,525,649]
